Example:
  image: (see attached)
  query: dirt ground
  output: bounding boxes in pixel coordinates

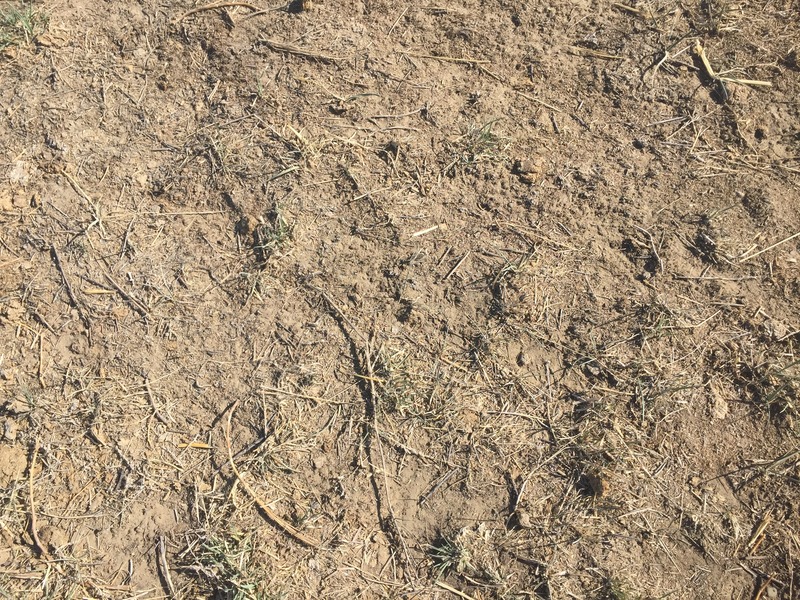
[1,0,799,597]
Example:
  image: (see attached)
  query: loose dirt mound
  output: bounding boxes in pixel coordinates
[1,0,799,598]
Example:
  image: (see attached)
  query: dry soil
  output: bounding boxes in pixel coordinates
[1,0,800,598]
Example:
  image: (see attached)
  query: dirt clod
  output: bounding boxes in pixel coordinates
[512,157,545,183]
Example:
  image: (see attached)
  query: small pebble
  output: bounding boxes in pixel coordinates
[516,511,533,528]
[3,419,18,442]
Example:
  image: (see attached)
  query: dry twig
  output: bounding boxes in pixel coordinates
[28,439,50,560]
[50,245,90,327]
[104,273,149,318]
[224,399,321,548]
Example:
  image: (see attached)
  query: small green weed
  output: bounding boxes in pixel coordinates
[443,120,510,176]
[0,5,47,50]
[372,347,454,423]
[374,348,417,415]
[745,359,799,424]
[253,205,293,265]
[601,577,633,600]
[183,534,260,600]
[428,535,473,579]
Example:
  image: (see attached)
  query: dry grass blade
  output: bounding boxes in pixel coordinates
[514,90,563,112]
[444,251,470,280]
[568,46,623,60]
[260,385,329,405]
[739,231,800,262]
[694,41,772,89]
[258,37,338,63]
[177,2,261,21]
[402,52,490,65]
[410,224,443,238]
[747,509,772,554]
[435,580,479,599]
[104,273,150,317]
[611,2,642,14]
[145,377,170,424]
[156,535,176,598]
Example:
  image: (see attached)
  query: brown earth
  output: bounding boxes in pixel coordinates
[1,0,799,598]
